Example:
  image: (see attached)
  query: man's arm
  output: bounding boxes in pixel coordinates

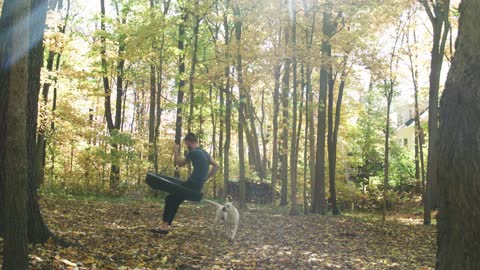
[207,158,219,180]
[174,145,189,167]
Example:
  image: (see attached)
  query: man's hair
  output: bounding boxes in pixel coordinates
[184,133,198,143]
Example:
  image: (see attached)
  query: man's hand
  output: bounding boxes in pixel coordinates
[173,144,180,155]
[174,144,188,167]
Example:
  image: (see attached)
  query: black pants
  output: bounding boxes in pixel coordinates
[162,180,202,225]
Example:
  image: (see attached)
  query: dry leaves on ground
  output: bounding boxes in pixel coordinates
[0,196,436,269]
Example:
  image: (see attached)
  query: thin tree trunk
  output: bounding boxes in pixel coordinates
[209,84,218,197]
[271,63,282,204]
[302,0,317,213]
[406,27,426,194]
[302,63,310,214]
[233,1,246,209]
[148,64,156,163]
[383,81,392,221]
[289,0,299,215]
[280,0,290,206]
[100,0,125,189]
[174,7,188,178]
[260,88,268,177]
[148,0,156,165]
[154,1,170,172]
[222,2,231,196]
[246,93,265,178]
[188,1,200,133]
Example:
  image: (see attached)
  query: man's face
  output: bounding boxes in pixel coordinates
[185,141,194,150]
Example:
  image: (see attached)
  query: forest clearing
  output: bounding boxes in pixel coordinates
[2,195,435,269]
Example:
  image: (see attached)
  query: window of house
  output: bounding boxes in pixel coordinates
[404,138,408,146]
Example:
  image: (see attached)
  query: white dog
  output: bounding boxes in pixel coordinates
[203,198,239,240]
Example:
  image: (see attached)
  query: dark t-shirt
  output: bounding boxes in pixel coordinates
[186,147,211,185]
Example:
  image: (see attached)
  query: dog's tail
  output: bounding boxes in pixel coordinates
[202,199,223,208]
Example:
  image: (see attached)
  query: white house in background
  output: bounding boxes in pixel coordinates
[392,102,428,153]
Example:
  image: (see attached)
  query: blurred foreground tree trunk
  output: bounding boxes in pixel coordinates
[0,1,31,268]
[436,0,480,268]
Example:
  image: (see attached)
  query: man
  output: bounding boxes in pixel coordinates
[150,133,218,234]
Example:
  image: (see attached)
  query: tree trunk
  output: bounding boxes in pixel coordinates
[406,28,426,194]
[27,0,53,244]
[436,1,480,268]
[37,50,56,186]
[233,1,246,209]
[100,0,126,189]
[421,0,450,225]
[327,61,346,216]
[280,3,290,206]
[174,7,188,178]
[260,88,268,177]
[383,80,393,221]
[302,0,317,213]
[222,2,231,196]
[245,94,265,178]
[148,64,156,163]
[154,35,165,173]
[187,1,200,133]
[209,84,218,197]
[148,1,157,163]
[0,2,31,268]
[153,1,170,173]
[271,63,281,204]
[312,6,332,214]
[303,64,309,214]
[289,0,299,216]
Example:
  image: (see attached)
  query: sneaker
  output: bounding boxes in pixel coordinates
[150,227,169,234]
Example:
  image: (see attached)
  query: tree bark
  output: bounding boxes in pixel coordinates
[420,0,450,225]
[436,0,480,268]
[233,0,246,208]
[153,1,170,173]
[245,94,265,178]
[148,64,156,163]
[383,80,393,221]
[271,63,281,203]
[280,0,290,206]
[222,1,231,196]
[100,0,126,189]
[327,60,346,216]
[0,1,31,267]
[174,6,188,178]
[27,0,54,245]
[148,0,157,164]
[289,0,299,215]
[312,5,332,214]
[301,0,317,213]
[187,0,201,133]
[406,27,426,194]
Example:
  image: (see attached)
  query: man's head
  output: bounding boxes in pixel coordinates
[184,133,198,150]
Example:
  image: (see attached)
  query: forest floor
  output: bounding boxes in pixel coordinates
[0,195,436,269]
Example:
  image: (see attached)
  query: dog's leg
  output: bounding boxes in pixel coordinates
[224,223,231,239]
